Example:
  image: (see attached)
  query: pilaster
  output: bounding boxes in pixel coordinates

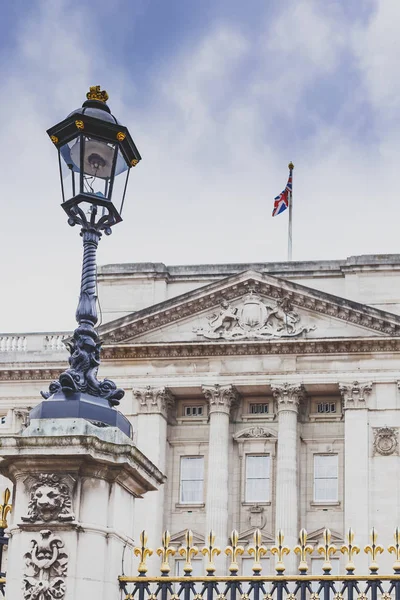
[340,380,372,572]
[133,386,174,558]
[202,384,239,568]
[271,383,304,573]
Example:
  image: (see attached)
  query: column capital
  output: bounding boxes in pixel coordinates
[271,383,305,412]
[133,386,175,419]
[339,380,372,410]
[201,384,239,415]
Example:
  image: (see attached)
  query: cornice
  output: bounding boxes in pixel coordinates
[101,337,400,360]
[0,369,62,382]
[99,276,400,344]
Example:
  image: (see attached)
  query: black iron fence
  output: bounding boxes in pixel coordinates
[119,529,400,600]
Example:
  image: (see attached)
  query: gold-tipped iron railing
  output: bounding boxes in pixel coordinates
[119,528,400,600]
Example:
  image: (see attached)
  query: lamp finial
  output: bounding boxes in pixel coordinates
[288,161,294,171]
[86,86,109,103]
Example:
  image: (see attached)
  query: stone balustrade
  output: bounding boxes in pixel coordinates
[0,332,70,358]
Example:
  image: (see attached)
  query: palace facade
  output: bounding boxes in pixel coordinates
[1,254,400,574]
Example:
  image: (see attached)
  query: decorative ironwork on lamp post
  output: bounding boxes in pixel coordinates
[31,86,141,437]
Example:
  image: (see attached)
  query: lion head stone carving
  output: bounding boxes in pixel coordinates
[22,474,75,523]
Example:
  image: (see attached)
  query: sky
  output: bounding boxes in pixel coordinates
[0,0,399,333]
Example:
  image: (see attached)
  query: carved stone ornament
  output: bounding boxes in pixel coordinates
[339,381,372,409]
[133,386,175,418]
[194,292,316,340]
[271,383,305,411]
[235,426,273,439]
[201,384,239,415]
[22,474,75,523]
[373,427,399,456]
[23,529,68,600]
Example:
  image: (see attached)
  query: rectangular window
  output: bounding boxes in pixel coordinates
[184,406,204,417]
[180,457,204,504]
[250,403,269,414]
[314,454,338,502]
[317,402,336,414]
[245,455,270,503]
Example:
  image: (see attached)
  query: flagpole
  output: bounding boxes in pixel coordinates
[287,161,294,261]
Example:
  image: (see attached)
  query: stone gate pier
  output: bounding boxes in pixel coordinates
[0,417,165,599]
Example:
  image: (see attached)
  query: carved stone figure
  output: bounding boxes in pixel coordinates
[22,474,74,523]
[373,427,399,456]
[23,529,68,600]
[195,293,315,340]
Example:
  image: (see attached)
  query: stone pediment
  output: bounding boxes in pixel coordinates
[306,527,343,545]
[99,270,400,356]
[234,426,276,441]
[170,529,205,546]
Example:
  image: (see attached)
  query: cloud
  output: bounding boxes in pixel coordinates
[0,0,399,332]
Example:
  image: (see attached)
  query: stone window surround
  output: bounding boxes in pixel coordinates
[244,453,271,504]
[170,441,209,511]
[241,396,275,422]
[303,440,344,510]
[176,399,208,424]
[308,396,343,422]
[236,437,277,508]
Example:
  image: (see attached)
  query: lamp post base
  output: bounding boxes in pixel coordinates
[30,391,132,438]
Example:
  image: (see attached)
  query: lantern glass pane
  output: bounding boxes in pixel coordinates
[59,139,80,201]
[108,147,130,213]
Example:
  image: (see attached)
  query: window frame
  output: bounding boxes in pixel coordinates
[313,454,339,503]
[245,454,271,504]
[179,456,204,505]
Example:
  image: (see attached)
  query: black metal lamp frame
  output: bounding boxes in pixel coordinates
[32,87,141,437]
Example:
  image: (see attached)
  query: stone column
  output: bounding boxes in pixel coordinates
[340,381,372,572]
[133,386,174,554]
[271,383,304,573]
[0,418,165,600]
[202,384,239,556]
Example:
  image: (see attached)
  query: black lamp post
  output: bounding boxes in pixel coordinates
[31,86,141,437]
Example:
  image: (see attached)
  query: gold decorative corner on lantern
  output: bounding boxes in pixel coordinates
[365,527,383,573]
[294,529,313,574]
[201,530,221,575]
[225,530,244,574]
[86,85,109,103]
[247,529,268,574]
[75,120,84,130]
[131,159,139,167]
[50,135,59,145]
[156,530,175,574]
[341,528,360,573]
[318,528,337,574]
[388,527,400,571]
[134,530,153,574]
[116,131,126,142]
[270,530,290,574]
[178,529,198,575]
[0,487,11,529]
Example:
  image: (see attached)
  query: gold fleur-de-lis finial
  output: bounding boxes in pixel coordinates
[156,530,176,574]
[318,529,337,573]
[294,529,313,573]
[271,530,290,574]
[364,528,384,574]
[0,488,11,529]
[388,527,400,571]
[247,529,268,574]
[202,530,221,574]
[134,530,153,574]
[179,530,199,574]
[225,530,244,574]
[341,528,360,573]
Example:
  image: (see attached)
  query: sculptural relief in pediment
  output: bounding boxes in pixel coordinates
[194,292,316,341]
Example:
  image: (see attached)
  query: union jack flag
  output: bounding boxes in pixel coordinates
[272,171,292,217]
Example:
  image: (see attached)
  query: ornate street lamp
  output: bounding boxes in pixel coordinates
[31,86,141,437]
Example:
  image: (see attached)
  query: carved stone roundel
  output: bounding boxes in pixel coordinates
[373,427,398,456]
